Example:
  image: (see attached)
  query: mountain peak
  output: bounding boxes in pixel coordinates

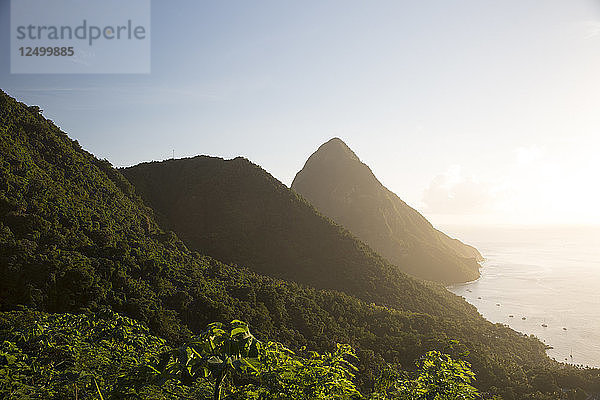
[292,139,483,283]
[292,137,376,193]
[321,137,348,148]
[313,137,360,162]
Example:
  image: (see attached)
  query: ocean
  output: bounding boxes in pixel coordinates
[444,225,600,368]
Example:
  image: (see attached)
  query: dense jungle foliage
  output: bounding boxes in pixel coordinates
[0,310,487,399]
[0,90,598,398]
[121,154,475,309]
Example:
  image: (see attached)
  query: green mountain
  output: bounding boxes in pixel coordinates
[1,90,598,398]
[122,155,468,314]
[292,138,482,283]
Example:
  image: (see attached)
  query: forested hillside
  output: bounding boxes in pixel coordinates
[122,155,469,314]
[1,90,598,399]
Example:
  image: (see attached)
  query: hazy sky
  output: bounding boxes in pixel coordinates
[1,1,600,226]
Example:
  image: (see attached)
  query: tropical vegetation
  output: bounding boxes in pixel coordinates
[0,90,598,399]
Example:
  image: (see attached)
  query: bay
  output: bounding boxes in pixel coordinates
[445,225,600,368]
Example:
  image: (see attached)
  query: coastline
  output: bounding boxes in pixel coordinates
[446,260,488,289]
[445,229,600,369]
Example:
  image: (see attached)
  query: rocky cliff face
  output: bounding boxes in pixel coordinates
[292,138,482,283]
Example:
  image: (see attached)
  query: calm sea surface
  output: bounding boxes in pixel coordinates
[444,225,600,368]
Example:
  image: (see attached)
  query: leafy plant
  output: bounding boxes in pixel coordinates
[371,351,485,400]
[151,320,261,400]
[0,309,170,399]
[149,320,361,400]
[248,342,361,399]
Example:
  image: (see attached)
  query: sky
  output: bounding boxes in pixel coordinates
[1,0,600,226]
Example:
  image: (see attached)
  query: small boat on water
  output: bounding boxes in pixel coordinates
[496,303,500,306]
[563,327,567,331]
[542,324,548,328]
[522,317,526,320]
[509,315,514,318]
[477,296,482,299]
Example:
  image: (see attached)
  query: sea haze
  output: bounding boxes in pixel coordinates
[445,225,600,368]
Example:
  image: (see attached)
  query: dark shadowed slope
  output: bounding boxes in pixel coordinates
[292,138,482,283]
[2,90,598,398]
[122,155,464,313]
